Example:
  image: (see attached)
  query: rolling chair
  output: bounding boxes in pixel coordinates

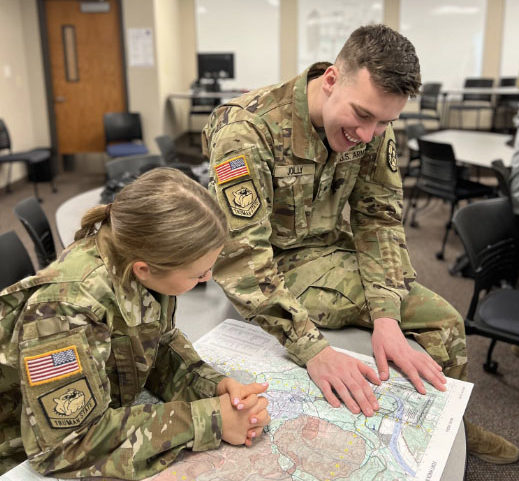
[105,154,165,180]
[0,118,57,201]
[452,197,519,373]
[14,197,57,270]
[103,112,149,158]
[402,123,427,181]
[0,230,35,290]
[448,78,494,130]
[399,82,442,128]
[403,138,495,260]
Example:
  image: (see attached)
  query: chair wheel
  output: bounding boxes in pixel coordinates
[436,252,444,260]
[483,361,498,374]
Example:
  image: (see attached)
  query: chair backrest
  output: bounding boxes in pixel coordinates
[0,118,11,152]
[453,197,519,316]
[0,230,35,290]
[417,138,458,198]
[462,78,494,102]
[490,159,511,198]
[419,83,442,112]
[405,123,427,158]
[155,135,178,164]
[105,154,165,180]
[103,112,144,144]
[14,197,56,270]
[497,77,519,104]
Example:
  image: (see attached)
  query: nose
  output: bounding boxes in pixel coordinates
[355,122,377,143]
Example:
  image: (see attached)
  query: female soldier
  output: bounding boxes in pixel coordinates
[0,167,270,479]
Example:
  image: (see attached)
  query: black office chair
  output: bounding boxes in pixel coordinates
[14,197,57,270]
[0,230,35,290]
[493,77,519,133]
[402,123,427,181]
[0,119,57,201]
[103,112,149,158]
[400,82,442,127]
[404,138,495,260]
[490,159,511,199]
[452,197,519,373]
[105,154,165,180]
[448,78,494,130]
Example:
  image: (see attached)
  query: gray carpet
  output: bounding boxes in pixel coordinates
[1,167,518,480]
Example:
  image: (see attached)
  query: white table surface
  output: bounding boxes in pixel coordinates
[407,129,514,168]
[441,86,519,97]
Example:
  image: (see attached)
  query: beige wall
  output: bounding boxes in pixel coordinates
[0,0,48,189]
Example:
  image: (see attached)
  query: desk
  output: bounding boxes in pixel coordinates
[55,186,104,248]
[407,129,514,168]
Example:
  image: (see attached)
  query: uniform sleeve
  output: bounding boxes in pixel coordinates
[204,113,329,366]
[146,327,226,402]
[18,317,222,480]
[349,126,416,323]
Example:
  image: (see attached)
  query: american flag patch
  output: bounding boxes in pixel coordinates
[215,155,250,184]
[25,346,82,386]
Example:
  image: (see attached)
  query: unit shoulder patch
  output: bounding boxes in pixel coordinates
[223,180,261,218]
[38,377,96,429]
[387,139,398,172]
[215,154,250,184]
[24,345,82,386]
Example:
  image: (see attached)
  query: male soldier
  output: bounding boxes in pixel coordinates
[202,24,518,464]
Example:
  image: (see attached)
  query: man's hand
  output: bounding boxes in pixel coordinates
[372,317,447,394]
[306,346,381,416]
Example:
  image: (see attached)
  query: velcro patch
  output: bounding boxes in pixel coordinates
[38,377,96,429]
[387,139,398,172]
[223,180,261,218]
[25,345,82,386]
[215,154,250,184]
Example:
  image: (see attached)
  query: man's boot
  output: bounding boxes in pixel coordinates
[465,418,519,464]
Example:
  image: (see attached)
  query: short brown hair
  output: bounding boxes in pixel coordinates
[336,24,421,97]
[75,167,228,285]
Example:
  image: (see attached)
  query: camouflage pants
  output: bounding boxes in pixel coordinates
[276,246,468,381]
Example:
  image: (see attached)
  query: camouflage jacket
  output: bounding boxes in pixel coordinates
[0,225,225,480]
[202,63,416,366]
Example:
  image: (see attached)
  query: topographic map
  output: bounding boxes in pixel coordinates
[150,319,473,481]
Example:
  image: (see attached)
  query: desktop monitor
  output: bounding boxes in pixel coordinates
[197,53,235,82]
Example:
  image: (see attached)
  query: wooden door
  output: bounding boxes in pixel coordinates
[44,0,126,154]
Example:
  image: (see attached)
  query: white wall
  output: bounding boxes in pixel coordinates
[501,0,519,78]
[195,0,280,90]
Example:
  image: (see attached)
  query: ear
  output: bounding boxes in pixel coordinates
[322,66,339,96]
[132,261,151,282]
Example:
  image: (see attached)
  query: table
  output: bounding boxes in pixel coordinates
[55,186,104,247]
[407,129,514,168]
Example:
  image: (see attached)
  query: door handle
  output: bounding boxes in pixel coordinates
[55,96,66,103]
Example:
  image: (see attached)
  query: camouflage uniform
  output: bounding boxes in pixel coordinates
[203,63,467,382]
[0,225,225,479]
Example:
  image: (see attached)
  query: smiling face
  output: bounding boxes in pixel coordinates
[132,246,223,296]
[311,66,408,152]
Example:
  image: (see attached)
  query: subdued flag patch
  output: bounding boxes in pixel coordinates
[25,346,82,386]
[215,155,250,184]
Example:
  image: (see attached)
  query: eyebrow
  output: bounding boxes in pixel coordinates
[352,104,399,124]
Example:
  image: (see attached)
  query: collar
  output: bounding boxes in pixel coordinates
[96,225,165,327]
[291,62,331,164]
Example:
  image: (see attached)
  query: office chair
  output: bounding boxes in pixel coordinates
[452,197,519,373]
[403,138,495,260]
[14,197,57,270]
[0,230,35,290]
[0,118,57,201]
[490,159,511,199]
[399,82,442,127]
[103,112,149,158]
[105,154,165,180]
[493,77,519,133]
[448,78,494,130]
[402,123,427,181]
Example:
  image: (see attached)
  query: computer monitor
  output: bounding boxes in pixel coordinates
[197,53,235,82]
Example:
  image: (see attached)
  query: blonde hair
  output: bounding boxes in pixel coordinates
[75,167,228,285]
